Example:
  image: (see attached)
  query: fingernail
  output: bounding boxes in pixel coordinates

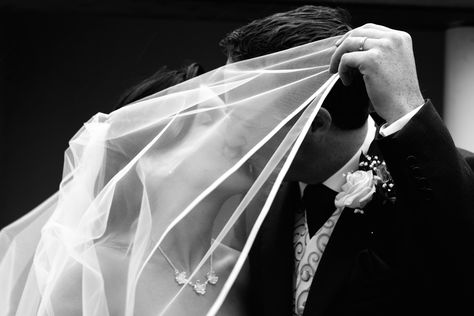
[335,37,343,46]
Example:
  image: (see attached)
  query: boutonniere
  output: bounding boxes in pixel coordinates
[335,154,396,214]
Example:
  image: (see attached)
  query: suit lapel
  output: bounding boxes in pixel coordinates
[249,135,387,316]
[302,140,385,316]
[249,181,301,316]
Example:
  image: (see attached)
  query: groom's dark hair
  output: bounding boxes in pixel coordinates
[220,5,369,130]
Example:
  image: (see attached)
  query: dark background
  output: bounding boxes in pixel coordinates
[1,0,474,228]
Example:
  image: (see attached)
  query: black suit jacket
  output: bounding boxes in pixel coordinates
[247,101,474,316]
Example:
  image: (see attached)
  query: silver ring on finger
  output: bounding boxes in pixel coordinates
[359,37,368,51]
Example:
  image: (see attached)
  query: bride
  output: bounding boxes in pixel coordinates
[0,35,340,316]
[48,64,253,316]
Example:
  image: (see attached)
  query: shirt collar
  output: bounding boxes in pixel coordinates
[323,117,376,192]
[299,116,376,194]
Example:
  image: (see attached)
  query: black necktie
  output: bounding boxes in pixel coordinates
[302,184,338,237]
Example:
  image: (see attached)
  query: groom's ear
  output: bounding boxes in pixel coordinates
[310,108,332,135]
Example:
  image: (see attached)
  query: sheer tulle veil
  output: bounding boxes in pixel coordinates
[0,35,341,316]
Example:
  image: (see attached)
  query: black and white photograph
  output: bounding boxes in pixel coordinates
[1,1,474,315]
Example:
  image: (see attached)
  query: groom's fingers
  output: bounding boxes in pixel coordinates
[334,31,352,47]
[336,23,393,46]
[344,28,388,41]
[359,23,393,32]
[330,23,401,84]
[334,25,391,48]
[330,36,381,73]
[338,51,366,86]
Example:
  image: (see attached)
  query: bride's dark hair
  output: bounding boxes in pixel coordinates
[114,62,205,110]
[108,62,206,159]
[220,5,369,130]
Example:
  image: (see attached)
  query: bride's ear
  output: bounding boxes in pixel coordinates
[310,107,332,135]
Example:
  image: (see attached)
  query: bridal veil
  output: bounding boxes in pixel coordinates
[0,36,340,316]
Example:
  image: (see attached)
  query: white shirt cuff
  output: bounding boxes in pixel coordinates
[379,104,424,137]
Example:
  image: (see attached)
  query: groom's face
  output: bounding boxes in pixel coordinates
[284,132,335,184]
[283,106,356,184]
[223,52,349,185]
[238,117,340,185]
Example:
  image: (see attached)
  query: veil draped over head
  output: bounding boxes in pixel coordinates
[0,36,341,316]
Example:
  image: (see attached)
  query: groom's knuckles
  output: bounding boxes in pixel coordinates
[330,37,363,72]
[377,38,392,51]
[386,30,412,51]
[361,23,382,29]
[349,27,388,40]
[338,52,367,85]
[331,27,414,77]
[367,49,384,69]
[339,52,360,72]
[361,23,393,32]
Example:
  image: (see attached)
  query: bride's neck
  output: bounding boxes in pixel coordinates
[158,190,229,272]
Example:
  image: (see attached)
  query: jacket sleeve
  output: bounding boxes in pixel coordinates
[375,100,474,314]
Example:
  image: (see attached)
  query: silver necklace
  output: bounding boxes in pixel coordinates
[158,246,219,295]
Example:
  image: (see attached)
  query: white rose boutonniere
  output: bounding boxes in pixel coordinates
[335,170,376,211]
[334,154,396,214]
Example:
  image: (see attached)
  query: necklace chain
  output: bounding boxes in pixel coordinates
[158,246,218,295]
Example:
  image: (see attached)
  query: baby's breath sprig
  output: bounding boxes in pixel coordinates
[359,154,396,204]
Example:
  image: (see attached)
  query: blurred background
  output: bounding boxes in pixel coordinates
[1,0,474,228]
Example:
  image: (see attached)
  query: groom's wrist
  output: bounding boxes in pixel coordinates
[379,100,426,137]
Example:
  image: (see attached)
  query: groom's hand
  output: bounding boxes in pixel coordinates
[329,24,424,124]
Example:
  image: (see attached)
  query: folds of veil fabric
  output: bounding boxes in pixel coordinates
[0,35,341,316]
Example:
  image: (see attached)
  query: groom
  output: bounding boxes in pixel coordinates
[220,5,474,316]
